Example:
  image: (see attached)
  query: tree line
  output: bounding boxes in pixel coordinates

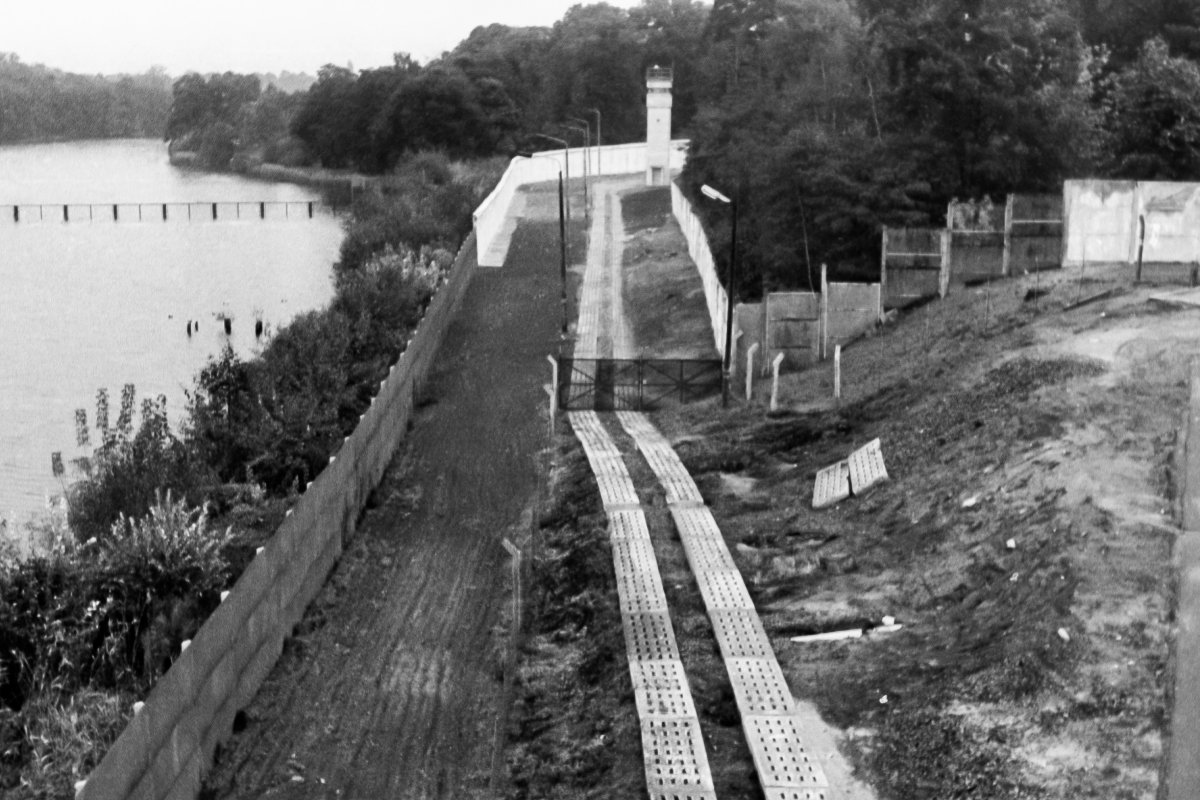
[0,54,172,143]
[163,0,1200,292]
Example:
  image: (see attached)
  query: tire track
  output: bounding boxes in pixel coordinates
[205,194,565,799]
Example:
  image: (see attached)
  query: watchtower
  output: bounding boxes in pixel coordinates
[645,66,673,186]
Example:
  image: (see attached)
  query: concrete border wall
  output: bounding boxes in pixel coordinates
[1063,180,1138,267]
[821,266,881,358]
[670,180,729,356]
[765,292,820,369]
[78,231,479,800]
[882,227,949,309]
[474,140,690,267]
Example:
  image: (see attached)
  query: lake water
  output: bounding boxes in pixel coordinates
[0,139,343,535]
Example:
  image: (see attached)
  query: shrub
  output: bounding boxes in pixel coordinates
[0,493,231,711]
[67,388,209,543]
[16,689,130,798]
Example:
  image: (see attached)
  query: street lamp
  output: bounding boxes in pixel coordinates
[701,183,737,407]
[586,108,602,178]
[533,133,571,231]
[518,151,569,336]
[563,120,591,219]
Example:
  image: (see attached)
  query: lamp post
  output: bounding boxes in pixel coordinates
[701,183,737,407]
[518,151,569,336]
[563,120,591,219]
[587,108,602,178]
[533,133,570,231]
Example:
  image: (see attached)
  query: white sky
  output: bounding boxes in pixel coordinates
[1,0,644,77]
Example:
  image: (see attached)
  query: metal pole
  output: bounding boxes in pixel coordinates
[588,108,602,177]
[723,200,737,407]
[558,171,568,336]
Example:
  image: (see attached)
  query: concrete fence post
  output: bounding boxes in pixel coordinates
[770,352,785,412]
[939,230,952,298]
[820,263,829,360]
[746,343,759,402]
[1002,193,1014,277]
[834,345,842,401]
[730,329,743,378]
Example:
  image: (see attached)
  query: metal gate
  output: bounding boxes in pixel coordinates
[558,358,723,411]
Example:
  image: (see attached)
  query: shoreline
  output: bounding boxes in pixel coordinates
[168,150,377,204]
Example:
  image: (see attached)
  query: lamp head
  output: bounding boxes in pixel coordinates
[700,184,731,204]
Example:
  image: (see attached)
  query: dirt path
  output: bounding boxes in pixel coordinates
[204,185,575,799]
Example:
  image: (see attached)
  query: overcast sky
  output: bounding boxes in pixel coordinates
[2,0,643,77]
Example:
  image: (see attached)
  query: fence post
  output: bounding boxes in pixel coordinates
[834,345,842,401]
[939,229,952,298]
[746,343,759,402]
[880,227,889,304]
[1002,194,1014,277]
[730,329,743,378]
[770,352,785,412]
[820,263,829,360]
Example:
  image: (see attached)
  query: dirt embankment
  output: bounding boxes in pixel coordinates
[510,244,1186,798]
[202,182,586,799]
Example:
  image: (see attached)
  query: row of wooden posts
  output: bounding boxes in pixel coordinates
[6,201,320,223]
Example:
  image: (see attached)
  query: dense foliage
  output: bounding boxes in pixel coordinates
[0,54,171,144]
[160,0,1200,291]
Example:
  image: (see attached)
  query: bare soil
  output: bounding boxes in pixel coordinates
[620,186,718,360]
[202,183,586,799]
[508,194,1189,799]
[658,266,1187,798]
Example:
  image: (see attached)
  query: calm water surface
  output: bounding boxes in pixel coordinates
[0,140,343,533]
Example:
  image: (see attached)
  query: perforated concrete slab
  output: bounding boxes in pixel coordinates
[726,658,795,715]
[616,569,669,614]
[761,789,828,800]
[670,506,724,541]
[744,715,829,789]
[613,538,662,580]
[623,611,681,661]
[641,716,715,794]
[709,609,775,659]
[593,470,641,509]
[696,570,756,611]
[617,411,670,446]
[568,411,621,455]
[848,438,889,494]
[812,461,850,510]
[634,674,699,718]
[609,509,651,541]
[681,534,738,574]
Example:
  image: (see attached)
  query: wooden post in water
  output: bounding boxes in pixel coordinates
[162,204,168,221]
[212,203,218,221]
[308,201,314,219]
[112,204,118,222]
[63,205,68,223]
[260,202,266,220]
[12,206,18,223]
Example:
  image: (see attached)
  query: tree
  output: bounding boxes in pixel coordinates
[1105,37,1200,178]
